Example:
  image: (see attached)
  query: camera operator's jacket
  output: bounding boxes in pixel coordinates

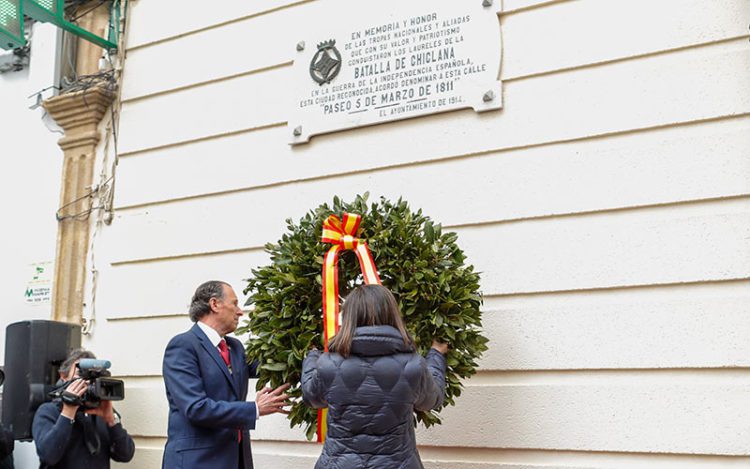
[301,325,447,469]
[32,401,134,468]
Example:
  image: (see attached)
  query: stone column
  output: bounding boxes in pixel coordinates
[43,85,115,324]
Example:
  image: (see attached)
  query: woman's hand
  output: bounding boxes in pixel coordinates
[431,340,449,355]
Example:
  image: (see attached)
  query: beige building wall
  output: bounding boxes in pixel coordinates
[80,0,750,467]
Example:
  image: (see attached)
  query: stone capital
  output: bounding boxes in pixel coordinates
[43,85,116,150]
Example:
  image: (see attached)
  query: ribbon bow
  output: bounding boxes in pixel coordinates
[317,212,381,442]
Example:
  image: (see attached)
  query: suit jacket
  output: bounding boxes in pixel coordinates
[162,323,259,469]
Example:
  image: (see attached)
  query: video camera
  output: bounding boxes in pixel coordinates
[50,359,125,410]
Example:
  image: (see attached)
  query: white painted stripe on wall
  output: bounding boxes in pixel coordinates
[89,284,750,376]
[120,0,750,101]
[110,377,750,454]
[116,39,750,158]
[116,439,750,469]
[93,198,750,319]
[109,118,750,259]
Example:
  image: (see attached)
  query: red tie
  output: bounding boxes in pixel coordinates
[218,339,242,443]
[218,339,231,367]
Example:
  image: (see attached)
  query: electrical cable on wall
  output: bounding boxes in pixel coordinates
[68,0,109,23]
[82,0,129,335]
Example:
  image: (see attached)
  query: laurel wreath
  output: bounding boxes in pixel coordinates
[239,194,488,439]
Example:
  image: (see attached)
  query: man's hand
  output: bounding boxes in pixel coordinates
[86,399,117,427]
[61,379,87,420]
[255,383,291,416]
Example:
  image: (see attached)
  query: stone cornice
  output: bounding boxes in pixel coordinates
[43,85,116,132]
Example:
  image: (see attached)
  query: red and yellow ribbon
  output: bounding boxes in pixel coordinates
[317,212,381,442]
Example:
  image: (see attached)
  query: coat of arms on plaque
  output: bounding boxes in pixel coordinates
[309,39,342,85]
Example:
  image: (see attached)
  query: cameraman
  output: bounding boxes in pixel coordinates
[31,349,134,468]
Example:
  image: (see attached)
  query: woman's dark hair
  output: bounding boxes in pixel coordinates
[329,284,413,358]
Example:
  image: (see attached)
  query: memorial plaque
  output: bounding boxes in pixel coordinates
[289,0,503,144]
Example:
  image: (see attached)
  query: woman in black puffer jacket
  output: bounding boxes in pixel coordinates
[302,284,448,469]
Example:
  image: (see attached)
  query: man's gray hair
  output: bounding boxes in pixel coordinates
[189,280,229,322]
[60,348,96,375]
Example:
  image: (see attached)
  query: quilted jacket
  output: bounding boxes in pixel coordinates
[301,325,447,469]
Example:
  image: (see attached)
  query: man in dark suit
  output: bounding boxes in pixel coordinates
[162,281,289,469]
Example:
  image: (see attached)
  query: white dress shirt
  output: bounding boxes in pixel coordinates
[197,321,223,348]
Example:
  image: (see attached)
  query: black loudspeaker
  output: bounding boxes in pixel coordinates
[2,320,81,441]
